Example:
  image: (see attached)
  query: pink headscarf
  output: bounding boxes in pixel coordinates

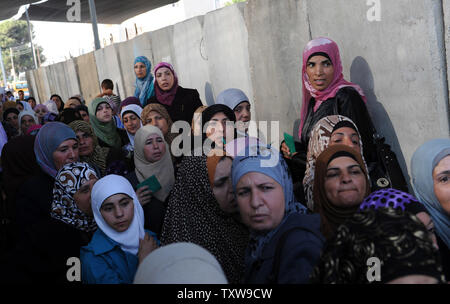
[299,37,366,138]
[154,62,179,106]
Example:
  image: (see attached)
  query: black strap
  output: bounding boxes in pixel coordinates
[266,225,322,284]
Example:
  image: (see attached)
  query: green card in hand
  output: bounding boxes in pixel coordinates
[137,175,162,193]
[283,132,296,155]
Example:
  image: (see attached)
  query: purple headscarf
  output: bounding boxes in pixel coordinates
[34,122,77,178]
[359,188,427,215]
[154,62,179,106]
[120,96,141,112]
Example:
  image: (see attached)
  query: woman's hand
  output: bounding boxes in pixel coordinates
[281,141,298,159]
[138,233,158,263]
[136,186,152,206]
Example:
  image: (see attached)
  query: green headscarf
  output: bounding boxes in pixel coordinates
[88,97,121,149]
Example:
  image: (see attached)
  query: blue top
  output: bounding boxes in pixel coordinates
[80,228,159,284]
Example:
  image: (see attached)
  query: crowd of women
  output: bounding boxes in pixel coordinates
[0,37,448,284]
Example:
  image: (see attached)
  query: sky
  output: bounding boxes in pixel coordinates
[31,0,229,66]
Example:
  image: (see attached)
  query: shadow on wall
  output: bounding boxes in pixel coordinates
[350,56,412,191]
[204,82,215,106]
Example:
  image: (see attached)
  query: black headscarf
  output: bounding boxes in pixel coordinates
[310,207,446,284]
[200,104,236,148]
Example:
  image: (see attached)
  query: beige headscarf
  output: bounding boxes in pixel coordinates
[134,125,175,201]
[141,103,176,145]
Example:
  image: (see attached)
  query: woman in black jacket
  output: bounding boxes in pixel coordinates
[147,62,203,127]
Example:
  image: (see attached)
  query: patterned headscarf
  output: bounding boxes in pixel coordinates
[68,120,110,177]
[34,122,77,178]
[134,56,155,107]
[313,144,371,239]
[304,115,366,211]
[231,144,307,269]
[411,138,450,249]
[299,37,367,137]
[160,155,249,284]
[360,188,427,215]
[310,207,446,284]
[141,103,175,145]
[88,97,121,149]
[154,62,179,106]
[51,162,98,232]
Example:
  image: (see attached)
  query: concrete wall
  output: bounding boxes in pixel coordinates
[26,0,450,185]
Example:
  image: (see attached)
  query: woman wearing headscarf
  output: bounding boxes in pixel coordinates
[313,144,371,240]
[232,144,324,283]
[126,125,174,237]
[18,110,39,135]
[88,97,128,150]
[16,100,32,112]
[303,115,369,210]
[50,94,65,114]
[134,242,228,284]
[120,104,143,154]
[44,99,59,115]
[80,174,159,284]
[134,56,155,107]
[310,207,446,284]
[160,150,249,284]
[411,138,450,279]
[68,120,127,177]
[120,96,141,112]
[147,62,203,126]
[359,188,439,248]
[2,107,20,138]
[9,122,80,282]
[284,38,381,188]
[34,104,49,124]
[64,96,82,109]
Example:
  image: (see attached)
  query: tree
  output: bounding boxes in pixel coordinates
[225,0,246,7]
[0,20,45,80]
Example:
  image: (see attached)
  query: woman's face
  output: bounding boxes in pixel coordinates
[329,127,361,154]
[28,99,36,109]
[155,67,175,91]
[52,96,62,109]
[433,155,450,215]
[35,107,48,119]
[100,193,134,232]
[143,133,166,163]
[73,177,98,216]
[144,111,169,135]
[67,98,81,109]
[212,158,238,214]
[306,55,335,91]
[96,102,113,123]
[16,103,24,112]
[324,156,367,208]
[205,112,232,148]
[52,139,79,171]
[6,112,19,129]
[21,115,35,134]
[79,110,90,122]
[123,112,141,135]
[134,62,147,79]
[234,101,251,123]
[236,172,285,231]
[75,131,95,156]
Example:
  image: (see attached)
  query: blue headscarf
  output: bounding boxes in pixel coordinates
[134,56,155,107]
[34,122,77,178]
[411,138,450,249]
[231,144,307,263]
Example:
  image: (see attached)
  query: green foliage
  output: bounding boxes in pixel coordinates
[225,0,246,7]
[0,20,45,79]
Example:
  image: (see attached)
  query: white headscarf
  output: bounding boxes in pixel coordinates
[91,174,145,255]
[134,242,228,284]
[19,100,32,112]
[120,104,143,151]
[44,99,59,114]
[18,110,40,134]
